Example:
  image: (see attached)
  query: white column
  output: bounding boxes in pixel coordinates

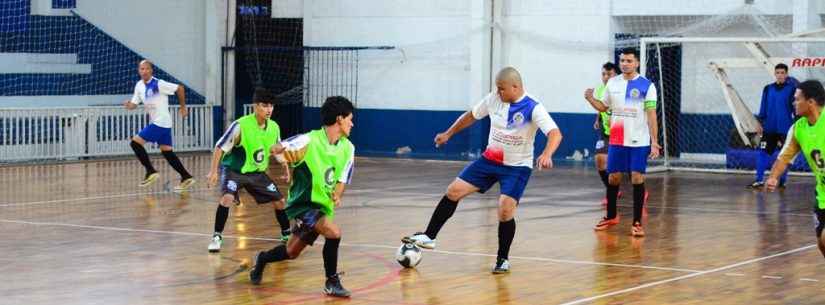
[204,0,222,106]
[793,0,822,34]
[224,0,237,126]
[469,0,492,105]
[468,0,493,156]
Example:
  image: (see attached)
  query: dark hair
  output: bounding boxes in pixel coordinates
[252,87,275,105]
[775,63,789,72]
[620,48,640,60]
[798,79,825,106]
[321,96,355,126]
[602,62,617,73]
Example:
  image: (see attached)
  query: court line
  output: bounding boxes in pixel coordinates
[348,189,814,217]
[558,244,817,305]
[0,188,212,207]
[0,218,700,273]
[2,187,811,218]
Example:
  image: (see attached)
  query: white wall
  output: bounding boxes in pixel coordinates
[611,0,794,16]
[299,0,821,115]
[303,0,475,111]
[75,0,222,103]
[500,1,612,113]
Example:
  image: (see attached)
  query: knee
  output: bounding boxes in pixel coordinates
[497,200,517,221]
[631,173,645,184]
[498,207,515,221]
[286,248,301,259]
[273,199,286,210]
[219,195,235,207]
[608,173,622,185]
[325,227,342,239]
[445,186,465,202]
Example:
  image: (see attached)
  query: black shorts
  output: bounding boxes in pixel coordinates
[760,133,786,155]
[291,208,323,246]
[221,169,283,204]
[815,207,825,238]
[595,132,609,155]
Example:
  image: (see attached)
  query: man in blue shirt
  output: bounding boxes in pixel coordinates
[750,63,797,189]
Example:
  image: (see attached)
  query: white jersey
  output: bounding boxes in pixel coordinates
[472,92,558,168]
[604,74,657,147]
[129,77,179,128]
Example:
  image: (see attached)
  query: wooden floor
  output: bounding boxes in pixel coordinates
[1,153,822,305]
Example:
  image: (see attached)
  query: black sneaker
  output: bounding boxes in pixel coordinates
[323,274,351,297]
[747,181,765,189]
[492,258,510,274]
[249,252,266,285]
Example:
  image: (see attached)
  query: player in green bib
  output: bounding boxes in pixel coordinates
[205,88,291,253]
[766,79,825,259]
[585,62,619,206]
[250,96,355,298]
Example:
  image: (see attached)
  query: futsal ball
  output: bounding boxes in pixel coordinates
[396,242,422,268]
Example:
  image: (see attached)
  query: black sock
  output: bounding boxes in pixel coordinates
[275,208,290,233]
[323,238,341,278]
[161,150,192,181]
[260,244,290,263]
[497,219,516,261]
[633,183,645,224]
[214,205,229,233]
[130,140,156,175]
[598,170,609,188]
[424,196,458,239]
[606,184,619,219]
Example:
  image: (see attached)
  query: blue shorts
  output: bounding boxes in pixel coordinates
[137,124,173,146]
[458,157,532,202]
[607,145,650,174]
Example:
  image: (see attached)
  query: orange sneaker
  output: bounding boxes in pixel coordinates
[594,216,620,231]
[631,222,645,237]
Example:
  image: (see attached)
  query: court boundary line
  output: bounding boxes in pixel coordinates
[0,218,700,273]
[558,244,817,305]
[0,188,212,207]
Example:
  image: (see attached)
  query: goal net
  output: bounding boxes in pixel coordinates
[641,34,825,174]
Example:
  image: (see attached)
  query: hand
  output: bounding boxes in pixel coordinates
[332,193,342,208]
[593,121,600,130]
[123,100,136,110]
[755,124,763,135]
[280,165,291,184]
[765,177,779,192]
[649,142,662,159]
[207,170,219,188]
[584,88,594,101]
[283,146,307,163]
[536,154,553,170]
[434,132,451,148]
[179,107,188,118]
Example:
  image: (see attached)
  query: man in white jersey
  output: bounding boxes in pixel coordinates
[403,67,563,273]
[123,60,195,191]
[585,49,660,237]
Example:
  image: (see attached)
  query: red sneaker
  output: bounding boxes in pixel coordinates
[594,216,620,231]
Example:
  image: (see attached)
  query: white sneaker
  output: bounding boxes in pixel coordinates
[402,232,436,249]
[174,178,196,192]
[208,233,222,253]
